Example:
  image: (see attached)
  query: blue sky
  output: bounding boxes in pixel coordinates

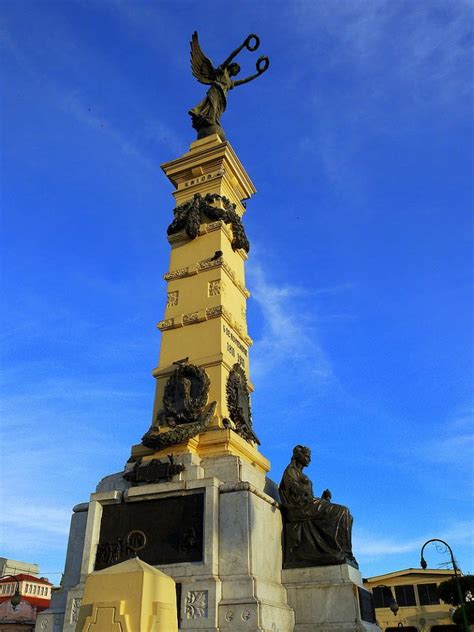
[1,0,472,583]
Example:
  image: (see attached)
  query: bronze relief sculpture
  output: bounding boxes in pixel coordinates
[279,445,358,569]
[142,360,216,449]
[189,31,269,140]
[168,192,250,252]
[226,363,260,445]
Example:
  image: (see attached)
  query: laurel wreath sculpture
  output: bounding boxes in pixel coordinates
[167,192,250,253]
[142,402,216,450]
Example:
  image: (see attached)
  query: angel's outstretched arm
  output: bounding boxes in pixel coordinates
[232,72,260,87]
[221,34,260,68]
[232,56,270,87]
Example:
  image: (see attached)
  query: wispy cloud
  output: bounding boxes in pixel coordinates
[355,519,474,559]
[396,408,474,472]
[1,503,71,538]
[1,16,182,168]
[248,260,333,382]
[292,0,472,106]
[105,0,187,72]
[292,1,472,194]
[62,92,159,172]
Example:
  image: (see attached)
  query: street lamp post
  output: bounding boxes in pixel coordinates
[420,538,469,632]
[375,584,400,618]
[0,575,21,610]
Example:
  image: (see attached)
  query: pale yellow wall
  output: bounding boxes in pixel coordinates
[364,569,456,630]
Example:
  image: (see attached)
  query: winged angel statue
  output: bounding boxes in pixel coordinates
[189,32,269,140]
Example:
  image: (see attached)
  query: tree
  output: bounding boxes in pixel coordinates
[438,575,474,625]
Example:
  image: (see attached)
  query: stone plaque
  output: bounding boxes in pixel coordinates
[95,493,204,570]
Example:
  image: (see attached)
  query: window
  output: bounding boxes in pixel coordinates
[395,584,416,607]
[373,586,394,608]
[418,583,440,606]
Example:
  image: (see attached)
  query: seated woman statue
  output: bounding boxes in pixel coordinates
[279,445,358,569]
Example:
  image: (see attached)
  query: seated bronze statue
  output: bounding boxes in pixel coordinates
[279,445,358,569]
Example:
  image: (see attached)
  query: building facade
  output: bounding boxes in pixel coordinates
[0,560,39,579]
[0,573,53,630]
[0,574,52,609]
[364,568,460,631]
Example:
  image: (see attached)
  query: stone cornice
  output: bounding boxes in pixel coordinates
[219,481,279,507]
[157,304,253,348]
[164,252,250,299]
[167,220,248,262]
[161,135,256,204]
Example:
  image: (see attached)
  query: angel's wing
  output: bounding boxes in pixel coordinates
[190,31,216,85]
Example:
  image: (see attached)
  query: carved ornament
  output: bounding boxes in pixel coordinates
[167,291,179,307]
[164,267,188,281]
[185,590,208,619]
[183,311,199,324]
[157,318,174,331]
[165,256,250,299]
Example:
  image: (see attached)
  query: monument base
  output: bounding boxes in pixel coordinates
[36,450,379,632]
[282,564,380,632]
[36,450,295,632]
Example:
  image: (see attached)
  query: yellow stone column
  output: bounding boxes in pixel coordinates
[132,134,269,474]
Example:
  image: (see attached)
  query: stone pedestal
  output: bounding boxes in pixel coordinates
[36,454,382,632]
[282,565,380,632]
[38,450,295,632]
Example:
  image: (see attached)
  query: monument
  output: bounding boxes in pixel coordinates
[35,33,380,632]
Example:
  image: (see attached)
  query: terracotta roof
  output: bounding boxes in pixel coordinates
[0,595,50,611]
[0,573,52,585]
